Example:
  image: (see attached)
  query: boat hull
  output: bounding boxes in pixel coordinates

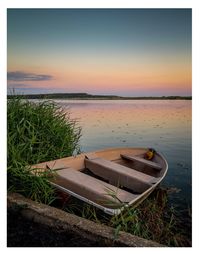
[32,147,168,215]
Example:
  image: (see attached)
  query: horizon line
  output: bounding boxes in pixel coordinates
[7,92,192,98]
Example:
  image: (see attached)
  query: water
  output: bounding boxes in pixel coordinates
[55,99,192,214]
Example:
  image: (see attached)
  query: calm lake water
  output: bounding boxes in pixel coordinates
[53,99,192,215]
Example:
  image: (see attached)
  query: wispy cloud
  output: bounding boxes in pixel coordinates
[7,71,53,81]
[7,83,30,88]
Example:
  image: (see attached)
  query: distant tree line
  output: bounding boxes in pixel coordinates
[7,93,192,100]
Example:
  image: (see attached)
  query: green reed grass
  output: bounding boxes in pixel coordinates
[7,96,81,204]
[62,188,191,247]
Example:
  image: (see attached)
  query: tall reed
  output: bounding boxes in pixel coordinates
[7,96,81,204]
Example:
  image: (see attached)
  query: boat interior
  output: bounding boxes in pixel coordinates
[32,148,166,209]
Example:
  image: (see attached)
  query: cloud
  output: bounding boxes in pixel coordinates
[7,71,53,81]
[7,83,30,88]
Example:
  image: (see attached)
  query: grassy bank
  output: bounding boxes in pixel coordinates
[7,97,81,204]
[61,188,191,247]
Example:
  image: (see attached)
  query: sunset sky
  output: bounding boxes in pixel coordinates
[7,9,192,96]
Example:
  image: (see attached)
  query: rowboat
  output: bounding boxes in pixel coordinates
[32,147,168,215]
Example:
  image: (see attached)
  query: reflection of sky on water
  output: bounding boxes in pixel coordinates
[57,100,191,212]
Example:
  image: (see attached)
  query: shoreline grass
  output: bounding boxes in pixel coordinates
[61,188,191,247]
[7,96,82,204]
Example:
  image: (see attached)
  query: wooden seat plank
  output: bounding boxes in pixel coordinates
[53,167,137,208]
[121,154,162,170]
[85,157,157,193]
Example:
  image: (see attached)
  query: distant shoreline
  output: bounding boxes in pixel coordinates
[7,93,192,100]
